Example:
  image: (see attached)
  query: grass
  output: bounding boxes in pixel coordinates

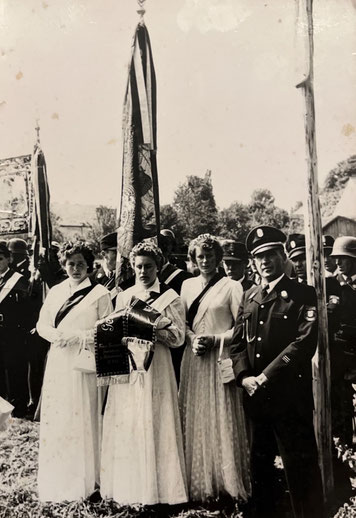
[1,418,356,517]
[0,418,244,518]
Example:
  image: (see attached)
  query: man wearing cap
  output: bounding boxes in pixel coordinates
[0,243,30,418]
[221,239,254,291]
[7,238,31,281]
[230,226,323,518]
[287,233,351,501]
[158,229,193,384]
[159,230,192,295]
[330,236,356,444]
[323,235,338,277]
[96,232,119,306]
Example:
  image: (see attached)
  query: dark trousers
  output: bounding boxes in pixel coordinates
[0,340,29,415]
[249,411,324,518]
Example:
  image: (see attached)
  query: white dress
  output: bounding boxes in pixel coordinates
[179,275,251,502]
[36,277,112,502]
[100,279,188,505]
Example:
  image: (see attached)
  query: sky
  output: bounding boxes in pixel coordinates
[0,0,355,214]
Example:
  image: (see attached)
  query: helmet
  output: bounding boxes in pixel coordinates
[330,236,356,259]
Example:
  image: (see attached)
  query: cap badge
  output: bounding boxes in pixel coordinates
[257,228,263,237]
[290,241,296,249]
[304,306,317,322]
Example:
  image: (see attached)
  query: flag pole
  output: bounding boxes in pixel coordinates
[296,0,333,501]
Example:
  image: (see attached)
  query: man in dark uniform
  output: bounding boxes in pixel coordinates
[96,232,119,306]
[221,239,254,291]
[8,238,31,280]
[0,243,30,417]
[158,229,192,384]
[330,236,356,445]
[286,233,351,502]
[158,229,192,294]
[323,235,338,278]
[230,226,323,518]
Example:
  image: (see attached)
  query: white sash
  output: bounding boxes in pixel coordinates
[150,288,179,313]
[109,287,117,300]
[56,284,105,329]
[191,277,230,330]
[0,271,22,304]
[165,268,182,285]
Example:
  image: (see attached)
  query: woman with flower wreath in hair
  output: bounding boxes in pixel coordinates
[36,241,112,502]
[100,241,188,506]
[179,234,251,503]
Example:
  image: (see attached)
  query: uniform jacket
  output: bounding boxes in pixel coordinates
[159,262,193,295]
[230,274,318,419]
[0,269,29,360]
[240,276,255,292]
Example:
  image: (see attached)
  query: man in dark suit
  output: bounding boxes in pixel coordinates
[7,238,31,280]
[0,243,30,417]
[158,229,192,384]
[286,232,352,502]
[158,229,192,294]
[221,239,255,291]
[330,236,356,444]
[95,232,119,306]
[230,226,323,518]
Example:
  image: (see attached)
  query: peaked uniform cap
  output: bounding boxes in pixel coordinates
[222,240,249,261]
[286,233,306,260]
[246,226,287,256]
[7,238,28,254]
[0,243,10,257]
[322,235,335,250]
[100,232,117,251]
[330,236,356,259]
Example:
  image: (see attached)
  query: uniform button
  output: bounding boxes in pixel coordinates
[283,315,288,320]
[256,353,261,358]
[257,337,262,342]
[298,374,302,378]
[261,304,264,309]
[259,320,264,325]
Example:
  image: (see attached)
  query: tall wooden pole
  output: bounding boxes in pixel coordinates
[296,0,333,501]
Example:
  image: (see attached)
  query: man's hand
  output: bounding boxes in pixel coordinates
[256,373,268,386]
[241,376,259,396]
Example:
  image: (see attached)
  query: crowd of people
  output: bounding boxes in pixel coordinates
[0,225,356,518]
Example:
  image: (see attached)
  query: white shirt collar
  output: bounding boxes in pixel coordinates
[263,273,285,293]
[342,273,356,282]
[0,268,10,279]
[134,277,160,295]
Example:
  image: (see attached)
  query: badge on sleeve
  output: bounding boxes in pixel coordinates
[304,306,317,322]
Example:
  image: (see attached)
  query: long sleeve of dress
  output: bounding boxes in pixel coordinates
[214,281,243,346]
[156,297,185,348]
[36,288,63,343]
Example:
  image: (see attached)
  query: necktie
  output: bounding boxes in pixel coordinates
[261,284,269,298]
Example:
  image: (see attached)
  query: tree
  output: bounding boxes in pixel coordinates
[248,189,290,231]
[87,205,117,253]
[160,204,185,248]
[320,155,356,218]
[218,202,251,241]
[50,210,63,243]
[173,171,219,242]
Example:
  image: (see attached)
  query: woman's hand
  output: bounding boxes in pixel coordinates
[192,335,215,356]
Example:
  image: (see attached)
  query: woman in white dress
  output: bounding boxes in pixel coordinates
[36,241,112,502]
[100,241,188,506]
[179,234,251,502]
